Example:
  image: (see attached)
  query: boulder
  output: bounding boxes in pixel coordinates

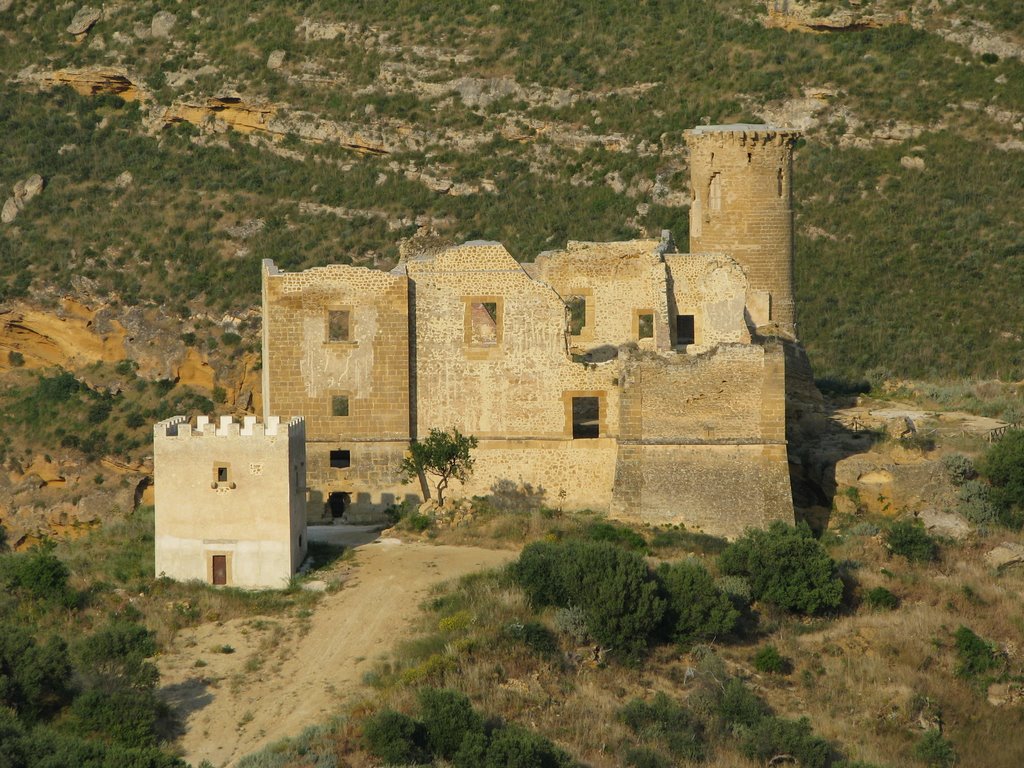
[67,6,102,36]
[0,0,13,13]
[267,50,286,70]
[151,10,177,38]
[918,508,971,540]
[901,155,926,170]
[115,171,133,188]
[1,197,17,224]
[984,542,1024,572]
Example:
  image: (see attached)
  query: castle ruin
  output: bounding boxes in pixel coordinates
[260,124,800,538]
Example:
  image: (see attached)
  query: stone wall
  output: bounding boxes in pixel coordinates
[153,415,307,589]
[262,260,411,520]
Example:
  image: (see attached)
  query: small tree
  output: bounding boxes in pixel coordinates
[401,427,478,506]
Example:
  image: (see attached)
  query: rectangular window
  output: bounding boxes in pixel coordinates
[571,396,600,439]
[677,314,695,345]
[566,295,587,336]
[637,312,654,339]
[327,310,351,342]
[332,395,349,417]
[330,449,351,469]
[469,301,498,346]
[214,465,229,483]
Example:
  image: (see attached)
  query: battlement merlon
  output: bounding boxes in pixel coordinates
[154,415,305,439]
[684,123,801,148]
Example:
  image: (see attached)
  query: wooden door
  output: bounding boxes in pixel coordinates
[212,555,227,586]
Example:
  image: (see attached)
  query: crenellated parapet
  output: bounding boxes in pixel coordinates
[155,415,305,440]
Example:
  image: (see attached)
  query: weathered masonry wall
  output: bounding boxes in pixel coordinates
[154,415,307,589]
[686,125,798,336]
[664,253,750,347]
[262,261,411,520]
[531,240,672,353]
[611,344,791,535]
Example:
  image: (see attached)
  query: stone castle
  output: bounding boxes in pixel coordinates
[258,124,802,538]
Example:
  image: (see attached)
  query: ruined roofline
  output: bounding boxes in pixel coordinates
[155,415,304,439]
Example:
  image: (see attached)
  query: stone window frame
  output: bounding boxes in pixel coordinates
[331,393,351,418]
[634,308,656,341]
[463,295,504,357]
[563,288,595,342]
[562,390,606,442]
[708,171,722,213]
[212,461,235,489]
[324,307,356,345]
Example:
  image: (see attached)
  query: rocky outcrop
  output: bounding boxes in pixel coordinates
[763,0,907,33]
[984,542,1024,572]
[151,11,177,39]
[2,173,44,224]
[67,6,102,37]
[35,67,147,101]
[0,302,127,370]
[832,451,955,517]
[159,97,277,135]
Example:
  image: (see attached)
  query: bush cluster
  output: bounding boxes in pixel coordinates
[362,688,571,768]
[884,519,938,562]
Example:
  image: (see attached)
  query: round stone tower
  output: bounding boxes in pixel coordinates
[685,124,800,338]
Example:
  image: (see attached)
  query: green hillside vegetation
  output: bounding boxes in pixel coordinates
[1,0,1022,382]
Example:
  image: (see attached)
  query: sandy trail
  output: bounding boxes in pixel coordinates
[157,528,515,767]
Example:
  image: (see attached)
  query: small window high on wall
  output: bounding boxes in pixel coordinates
[637,312,654,340]
[571,396,600,439]
[330,449,351,469]
[327,310,351,342]
[332,395,349,417]
[566,295,587,336]
[466,298,501,347]
[677,315,695,345]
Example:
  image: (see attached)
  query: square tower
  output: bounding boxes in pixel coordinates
[154,415,307,589]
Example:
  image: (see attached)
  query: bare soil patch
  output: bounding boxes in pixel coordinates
[157,532,515,767]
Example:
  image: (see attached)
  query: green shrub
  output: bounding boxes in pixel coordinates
[0,623,73,722]
[753,644,791,675]
[1,545,76,606]
[941,454,976,486]
[362,709,429,765]
[512,540,665,659]
[980,430,1024,520]
[619,692,705,761]
[884,519,938,562]
[914,730,956,768]
[482,725,571,768]
[8,351,24,367]
[70,689,163,748]
[716,678,770,729]
[718,522,843,614]
[418,688,483,761]
[953,625,1001,679]
[504,621,558,657]
[583,521,647,552]
[864,586,899,611]
[957,479,1000,525]
[740,716,831,768]
[657,559,740,645]
[553,605,590,643]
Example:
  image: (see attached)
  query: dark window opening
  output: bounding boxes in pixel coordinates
[566,295,587,336]
[327,310,350,341]
[572,396,600,439]
[298,534,303,548]
[332,395,349,417]
[469,301,499,345]
[777,168,784,197]
[216,466,229,482]
[677,315,695,345]
[330,449,351,469]
[212,555,227,586]
[638,312,654,339]
[327,492,350,519]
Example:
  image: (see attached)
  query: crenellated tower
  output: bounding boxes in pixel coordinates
[685,124,800,338]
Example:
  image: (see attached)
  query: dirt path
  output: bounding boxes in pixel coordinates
[157,531,515,767]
